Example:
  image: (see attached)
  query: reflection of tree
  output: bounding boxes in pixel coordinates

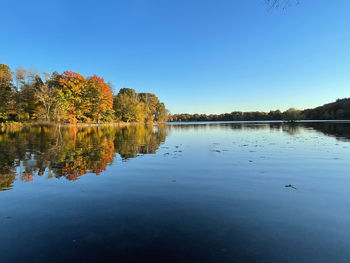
[50,126,116,180]
[168,122,350,140]
[114,124,167,159]
[0,173,16,191]
[303,123,350,142]
[282,123,301,135]
[0,124,168,190]
[0,126,30,190]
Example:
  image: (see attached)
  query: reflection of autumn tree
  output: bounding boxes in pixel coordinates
[0,124,168,189]
[114,124,167,159]
[52,126,116,180]
[0,173,16,191]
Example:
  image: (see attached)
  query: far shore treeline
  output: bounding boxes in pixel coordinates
[169,98,350,122]
[0,63,168,124]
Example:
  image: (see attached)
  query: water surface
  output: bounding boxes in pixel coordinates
[0,122,350,263]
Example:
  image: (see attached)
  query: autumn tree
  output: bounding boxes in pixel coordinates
[56,71,89,123]
[155,102,169,122]
[0,64,168,124]
[86,75,114,123]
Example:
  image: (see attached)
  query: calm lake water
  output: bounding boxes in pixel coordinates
[1,122,350,263]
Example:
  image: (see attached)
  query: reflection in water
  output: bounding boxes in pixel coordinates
[0,124,168,191]
[0,122,349,191]
[1,122,350,263]
[169,122,350,140]
[305,122,350,141]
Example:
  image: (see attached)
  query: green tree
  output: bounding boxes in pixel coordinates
[113,88,139,122]
[283,108,301,121]
[155,102,168,122]
[0,64,14,121]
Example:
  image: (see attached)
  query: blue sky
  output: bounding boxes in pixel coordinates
[1,0,349,114]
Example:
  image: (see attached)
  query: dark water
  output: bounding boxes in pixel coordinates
[1,122,350,263]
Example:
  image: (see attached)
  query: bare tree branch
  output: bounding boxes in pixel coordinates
[265,0,300,10]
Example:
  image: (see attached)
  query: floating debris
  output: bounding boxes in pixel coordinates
[285,184,297,189]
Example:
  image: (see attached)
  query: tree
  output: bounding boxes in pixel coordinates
[155,102,169,122]
[138,93,160,122]
[0,64,14,121]
[283,108,301,121]
[56,71,88,123]
[113,90,138,122]
[87,75,114,123]
[18,80,37,120]
[113,89,168,123]
[13,67,36,121]
[32,73,57,121]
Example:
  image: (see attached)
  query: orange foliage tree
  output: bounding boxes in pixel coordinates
[56,71,114,123]
[87,75,114,123]
[56,71,88,123]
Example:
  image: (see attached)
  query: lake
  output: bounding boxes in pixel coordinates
[0,122,350,263]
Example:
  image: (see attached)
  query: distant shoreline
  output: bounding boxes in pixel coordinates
[167,120,350,124]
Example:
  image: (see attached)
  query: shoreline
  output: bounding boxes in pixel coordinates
[1,120,349,129]
[0,121,170,129]
[167,119,350,124]
[0,121,149,128]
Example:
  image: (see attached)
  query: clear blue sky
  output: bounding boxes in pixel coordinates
[1,0,349,114]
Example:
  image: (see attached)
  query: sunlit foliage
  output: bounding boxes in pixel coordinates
[0,63,168,123]
[0,64,14,121]
[113,88,169,123]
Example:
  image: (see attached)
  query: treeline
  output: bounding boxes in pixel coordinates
[170,109,300,122]
[0,63,168,124]
[302,98,350,120]
[170,99,350,122]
